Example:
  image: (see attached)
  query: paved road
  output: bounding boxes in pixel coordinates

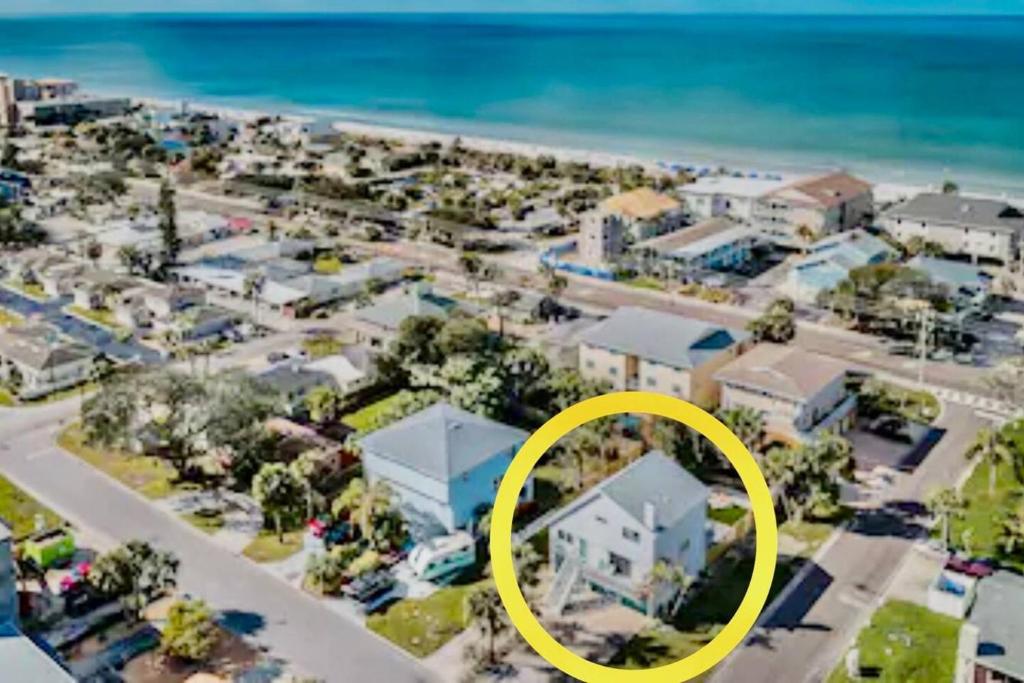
[711,402,987,683]
[0,402,436,683]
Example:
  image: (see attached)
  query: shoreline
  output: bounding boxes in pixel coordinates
[119,90,1023,203]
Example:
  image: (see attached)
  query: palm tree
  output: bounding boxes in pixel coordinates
[999,503,1024,559]
[117,244,141,275]
[492,289,520,338]
[717,406,765,456]
[558,424,600,491]
[331,477,395,544]
[966,427,1014,496]
[290,450,321,521]
[926,487,965,552]
[464,583,509,668]
[458,251,484,295]
[242,272,266,325]
[642,560,691,618]
[795,224,817,254]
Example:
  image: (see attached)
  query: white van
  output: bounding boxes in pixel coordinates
[408,532,475,582]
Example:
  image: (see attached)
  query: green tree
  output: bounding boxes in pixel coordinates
[642,560,692,618]
[158,181,181,268]
[966,427,1014,496]
[160,599,219,663]
[747,297,796,344]
[492,289,521,338]
[458,251,485,295]
[999,503,1024,559]
[717,406,766,456]
[305,385,341,424]
[89,541,179,621]
[926,487,965,552]
[464,583,510,668]
[252,462,305,541]
[331,477,400,549]
[764,435,853,522]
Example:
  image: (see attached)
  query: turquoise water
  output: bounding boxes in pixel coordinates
[2,14,1024,189]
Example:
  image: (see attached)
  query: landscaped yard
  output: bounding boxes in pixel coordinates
[57,424,181,500]
[861,380,940,424]
[826,600,961,683]
[5,281,46,299]
[947,458,1024,572]
[341,393,405,433]
[302,334,344,359]
[0,474,63,538]
[624,276,666,291]
[183,509,226,535]
[612,553,800,670]
[367,579,489,657]
[241,530,304,563]
[0,386,15,406]
[708,505,748,526]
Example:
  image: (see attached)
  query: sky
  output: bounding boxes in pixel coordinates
[2,0,1024,15]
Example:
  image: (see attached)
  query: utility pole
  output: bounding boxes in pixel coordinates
[916,306,935,387]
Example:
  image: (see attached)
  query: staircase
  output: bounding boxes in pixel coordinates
[545,557,582,616]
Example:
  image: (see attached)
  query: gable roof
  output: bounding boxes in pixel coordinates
[359,402,528,482]
[885,193,1024,235]
[969,571,1024,677]
[0,326,93,371]
[715,343,849,402]
[354,290,458,331]
[601,188,681,220]
[597,450,708,529]
[581,306,747,369]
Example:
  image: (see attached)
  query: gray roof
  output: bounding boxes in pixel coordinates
[359,402,528,482]
[580,306,748,369]
[886,193,1024,235]
[969,570,1024,677]
[0,621,74,682]
[355,291,457,332]
[0,326,94,371]
[598,450,709,529]
[907,255,991,291]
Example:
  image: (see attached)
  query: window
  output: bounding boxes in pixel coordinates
[672,384,682,394]
[646,376,657,387]
[585,359,595,369]
[608,552,632,577]
[609,367,618,376]
[557,529,574,543]
[596,515,608,524]
[623,528,640,543]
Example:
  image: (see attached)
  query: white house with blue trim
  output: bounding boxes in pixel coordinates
[359,402,532,540]
[545,451,708,617]
[782,229,897,303]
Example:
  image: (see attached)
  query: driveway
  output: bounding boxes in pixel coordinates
[0,286,162,364]
[0,402,436,683]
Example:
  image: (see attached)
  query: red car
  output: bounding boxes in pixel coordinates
[945,555,995,578]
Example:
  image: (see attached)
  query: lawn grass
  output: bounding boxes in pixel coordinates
[612,554,800,670]
[947,458,1024,572]
[241,530,304,563]
[5,281,46,300]
[0,387,15,406]
[367,579,489,658]
[0,474,63,538]
[57,424,181,500]
[66,305,125,332]
[780,519,840,558]
[313,255,343,274]
[0,307,22,327]
[302,335,344,359]
[183,510,226,535]
[341,393,405,433]
[826,600,961,683]
[624,276,666,291]
[708,505,748,526]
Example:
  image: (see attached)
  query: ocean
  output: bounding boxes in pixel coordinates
[2,13,1024,191]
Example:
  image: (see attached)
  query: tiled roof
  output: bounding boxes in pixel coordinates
[602,188,681,220]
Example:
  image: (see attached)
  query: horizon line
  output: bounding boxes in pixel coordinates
[2,10,1024,18]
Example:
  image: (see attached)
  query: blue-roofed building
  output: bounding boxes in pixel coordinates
[783,229,897,303]
[907,255,992,307]
[579,306,749,408]
[358,402,532,540]
[545,451,709,616]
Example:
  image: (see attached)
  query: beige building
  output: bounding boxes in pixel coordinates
[754,172,873,245]
[0,74,16,129]
[580,188,685,264]
[715,343,855,445]
[881,192,1024,265]
[578,306,748,408]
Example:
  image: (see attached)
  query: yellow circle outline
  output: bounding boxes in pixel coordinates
[489,391,777,683]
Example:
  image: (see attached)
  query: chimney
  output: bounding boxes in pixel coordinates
[642,501,657,530]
